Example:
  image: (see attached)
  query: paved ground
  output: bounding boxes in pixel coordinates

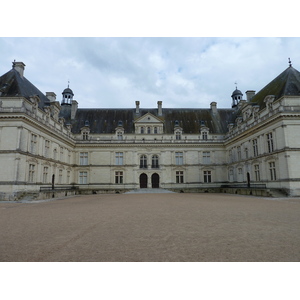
[1,192,300,262]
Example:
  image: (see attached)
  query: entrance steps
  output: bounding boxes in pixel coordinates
[125,188,175,194]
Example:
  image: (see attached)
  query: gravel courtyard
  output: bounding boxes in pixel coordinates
[1,193,300,262]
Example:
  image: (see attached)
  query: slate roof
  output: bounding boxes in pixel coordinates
[250,65,300,109]
[65,107,236,135]
[0,68,50,109]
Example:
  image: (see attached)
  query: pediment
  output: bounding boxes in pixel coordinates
[134,113,163,124]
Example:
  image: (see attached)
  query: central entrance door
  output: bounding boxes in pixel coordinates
[151,173,159,188]
[139,173,148,188]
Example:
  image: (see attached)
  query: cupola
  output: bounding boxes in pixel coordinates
[231,86,243,108]
[61,83,74,105]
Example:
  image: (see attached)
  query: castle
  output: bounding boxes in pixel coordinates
[1,60,300,200]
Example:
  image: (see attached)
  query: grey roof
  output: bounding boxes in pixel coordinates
[64,107,236,135]
[0,68,50,109]
[250,65,300,109]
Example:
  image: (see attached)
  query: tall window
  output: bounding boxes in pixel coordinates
[237,146,241,160]
[266,133,274,153]
[204,170,212,183]
[30,134,37,154]
[203,151,211,164]
[154,127,158,134]
[175,131,181,140]
[115,171,123,184]
[82,131,89,140]
[152,155,159,168]
[202,131,208,140]
[176,171,184,183]
[140,155,147,168]
[269,162,276,181]
[44,140,50,158]
[60,147,64,161]
[80,152,88,165]
[28,164,35,183]
[253,139,258,157]
[117,131,123,140]
[254,164,260,181]
[59,169,63,184]
[140,127,144,134]
[115,152,123,165]
[53,148,57,160]
[147,127,151,134]
[245,148,249,159]
[175,152,183,165]
[79,171,88,184]
[43,166,48,183]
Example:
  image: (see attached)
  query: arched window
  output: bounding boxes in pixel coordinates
[140,155,147,168]
[152,155,159,168]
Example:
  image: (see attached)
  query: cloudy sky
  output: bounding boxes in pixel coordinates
[1,2,299,110]
[1,37,299,110]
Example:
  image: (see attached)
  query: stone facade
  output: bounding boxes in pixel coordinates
[1,61,300,200]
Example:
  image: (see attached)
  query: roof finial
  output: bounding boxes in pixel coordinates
[288,58,292,67]
[12,59,16,68]
[68,80,70,88]
[234,81,238,89]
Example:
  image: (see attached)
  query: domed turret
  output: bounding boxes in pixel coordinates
[231,86,243,108]
[61,83,74,105]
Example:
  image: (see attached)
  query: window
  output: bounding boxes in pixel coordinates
[82,131,89,140]
[266,133,274,153]
[115,152,123,165]
[203,170,212,183]
[59,169,63,184]
[60,147,64,161]
[147,127,151,134]
[117,131,123,140]
[80,152,88,165]
[140,155,147,168]
[175,152,183,165]
[152,155,159,168]
[253,139,258,157]
[30,134,37,154]
[245,148,249,159]
[202,131,208,140]
[67,171,70,184]
[43,166,48,183]
[175,131,181,140]
[79,171,88,184]
[203,151,210,164]
[269,162,276,181]
[45,140,50,158]
[154,127,158,134]
[176,171,184,183]
[28,164,35,183]
[53,148,57,160]
[254,164,260,181]
[115,171,123,184]
[237,146,241,160]
[140,127,144,134]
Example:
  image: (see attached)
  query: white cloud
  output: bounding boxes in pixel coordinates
[1,37,300,109]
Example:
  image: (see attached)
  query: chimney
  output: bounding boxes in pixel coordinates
[71,100,78,119]
[157,101,162,116]
[46,92,57,102]
[210,101,217,114]
[135,101,140,114]
[245,90,256,102]
[13,62,26,78]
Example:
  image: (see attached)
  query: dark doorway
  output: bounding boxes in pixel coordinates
[151,173,159,188]
[247,172,250,188]
[52,174,55,190]
[139,173,148,188]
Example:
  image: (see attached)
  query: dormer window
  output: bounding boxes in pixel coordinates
[117,131,123,140]
[202,131,208,140]
[176,131,181,140]
[82,131,89,140]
